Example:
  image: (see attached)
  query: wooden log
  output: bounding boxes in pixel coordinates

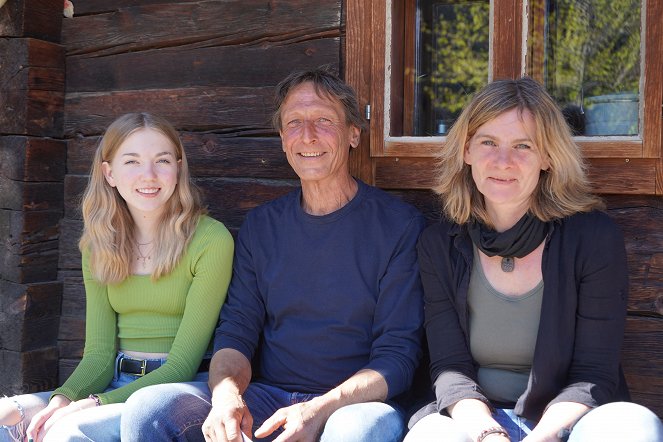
[62,0,341,56]
[0,209,61,284]
[0,0,62,41]
[61,273,85,320]
[0,39,64,137]
[0,347,59,396]
[57,271,85,361]
[58,218,83,270]
[0,350,23,396]
[20,346,59,393]
[65,86,276,137]
[57,315,85,377]
[607,200,663,316]
[57,315,85,343]
[587,158,658,195]
[0,177,63,211]
[0,136,66,181]
[0,39,64,87]
[58,340,84,361]
[622,316,663,418]
[66,39,340,92]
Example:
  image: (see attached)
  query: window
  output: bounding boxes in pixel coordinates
[346,0,663,194]
[527,0,642,138]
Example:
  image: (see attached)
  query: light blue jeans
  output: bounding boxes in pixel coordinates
[404,402,663,442]
[122,381,405,442]
[0,352,188,442]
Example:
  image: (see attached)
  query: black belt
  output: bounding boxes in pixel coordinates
[118,356,211,376]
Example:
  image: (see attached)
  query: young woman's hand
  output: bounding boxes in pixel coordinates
[27,395,98,441]
[25,394,70,441]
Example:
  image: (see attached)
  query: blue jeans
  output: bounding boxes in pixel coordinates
[0,353,148,442]
[0,352,185,442]
[404,402,663,442]
[122,381,405,442]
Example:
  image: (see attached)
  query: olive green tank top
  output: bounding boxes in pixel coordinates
[468,246,544,404]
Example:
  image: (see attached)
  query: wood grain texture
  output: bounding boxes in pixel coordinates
[345,0,374,183]
[0,347,59,396]
[622,316,663,417]
[65,86,276,137]
[642,0,663,159]
[62,0,341,56]
[66,39,340,92]
[0,137,65,182]
[0,0,62,41]
[492,0,523,79]
[0,39,65,137]
[0,210,61,284]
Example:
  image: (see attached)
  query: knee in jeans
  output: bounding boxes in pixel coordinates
[570,401,663,442]
[321,403,403,442]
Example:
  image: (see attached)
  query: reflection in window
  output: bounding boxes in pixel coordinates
[414,0,489,136]
[527,0,641,136]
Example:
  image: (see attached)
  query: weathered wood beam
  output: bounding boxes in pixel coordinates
[0,0,62,41]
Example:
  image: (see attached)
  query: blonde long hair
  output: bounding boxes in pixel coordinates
[79,113,206,284]
[435,77,603,226]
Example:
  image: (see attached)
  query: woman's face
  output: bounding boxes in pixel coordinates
[464,108,549,220]
[102,128,180,219]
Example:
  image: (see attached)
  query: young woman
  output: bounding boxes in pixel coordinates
[404,79,662,442]
[0,113,234,441]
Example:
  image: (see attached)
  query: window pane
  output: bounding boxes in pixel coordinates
[413,0,489,136]
[527,0,641,136]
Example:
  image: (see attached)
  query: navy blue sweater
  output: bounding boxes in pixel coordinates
[215,180,425,398]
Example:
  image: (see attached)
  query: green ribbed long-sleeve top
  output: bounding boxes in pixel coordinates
[53,215,234,405]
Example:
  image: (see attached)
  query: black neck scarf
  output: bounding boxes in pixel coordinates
[467,213,550,259]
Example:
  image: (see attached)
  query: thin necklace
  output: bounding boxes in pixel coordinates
[135,242,152,268]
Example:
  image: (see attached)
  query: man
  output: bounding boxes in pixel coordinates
[122,68,425,442]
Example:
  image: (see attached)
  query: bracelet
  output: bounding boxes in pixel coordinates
[477,426,509,442]
[88,394,102,407]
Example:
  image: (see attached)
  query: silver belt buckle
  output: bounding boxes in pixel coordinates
[140,359,147,376]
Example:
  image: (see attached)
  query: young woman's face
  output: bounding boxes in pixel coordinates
[102,128,180,219]
[464,108,549,220]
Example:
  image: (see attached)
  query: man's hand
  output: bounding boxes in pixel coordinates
[254,400,326,442]
[202,392,253,442]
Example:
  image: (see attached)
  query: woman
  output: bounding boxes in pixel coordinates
[0,113,234,441]
[405,78,662,442]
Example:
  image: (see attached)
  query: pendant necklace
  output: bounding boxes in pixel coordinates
[135,241,153,268]
[501,257,515,272]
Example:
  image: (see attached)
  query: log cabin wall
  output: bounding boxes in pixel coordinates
[0,1,65,396]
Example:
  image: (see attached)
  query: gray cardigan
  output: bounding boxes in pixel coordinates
[417,210,630,421]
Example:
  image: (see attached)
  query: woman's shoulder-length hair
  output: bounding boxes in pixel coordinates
[79,112,205,284]
[435,77,604,226]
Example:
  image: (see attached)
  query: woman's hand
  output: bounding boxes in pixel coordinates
[25,394,70,441]
[26,395,97,442]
